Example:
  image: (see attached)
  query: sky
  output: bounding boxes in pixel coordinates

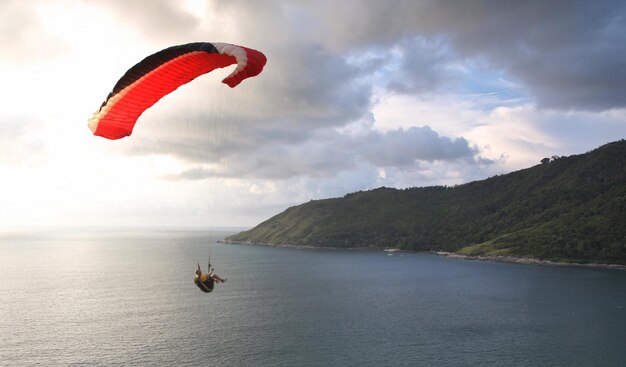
[1,0,625,229]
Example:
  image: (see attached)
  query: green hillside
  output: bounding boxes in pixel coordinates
[227,140,626,265]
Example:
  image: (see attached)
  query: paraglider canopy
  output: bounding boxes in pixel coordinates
[88,42,267,140]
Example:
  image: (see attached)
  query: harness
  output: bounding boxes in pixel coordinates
[194,275,214,293]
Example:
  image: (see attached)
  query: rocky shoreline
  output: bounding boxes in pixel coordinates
[222,239,626,270]
[433,251,626,271]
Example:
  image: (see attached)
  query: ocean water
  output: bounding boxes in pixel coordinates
[1,229,625,367]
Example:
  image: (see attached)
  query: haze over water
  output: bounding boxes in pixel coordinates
[1,229,625,366]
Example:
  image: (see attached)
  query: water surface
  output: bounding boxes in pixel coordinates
[1,229,624,366]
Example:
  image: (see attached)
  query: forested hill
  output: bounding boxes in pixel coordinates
[227,140,626,265]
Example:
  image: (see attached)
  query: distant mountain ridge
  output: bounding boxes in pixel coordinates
[227,140,626,265]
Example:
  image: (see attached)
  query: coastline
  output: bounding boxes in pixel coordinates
[434,251,626,270]
[221,240,626,271]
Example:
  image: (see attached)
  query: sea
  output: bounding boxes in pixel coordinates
[1,228,625,367]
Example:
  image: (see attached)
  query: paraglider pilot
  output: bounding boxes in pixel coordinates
[194,263,226,293]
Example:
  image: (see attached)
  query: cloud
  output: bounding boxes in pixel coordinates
[258,0,626,111]
[0,0,66,64]
[248,42,374,129]
[120,41,375,165]
[385,37,459,95]
[97,0,200,41]
[0,119,46,166]
[159,114,485,181]
[364,126,478,167]
[456,1,626,111]
[83,1,626,188]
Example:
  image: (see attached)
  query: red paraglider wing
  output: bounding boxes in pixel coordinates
[88,42,266,140]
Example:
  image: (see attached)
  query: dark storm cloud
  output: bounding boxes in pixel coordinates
[162,121,482,181]
[303,0,626,110]
[385,37,459,95]
[249,42,374,129]
[447,1,626,110]
[364,126,478,167]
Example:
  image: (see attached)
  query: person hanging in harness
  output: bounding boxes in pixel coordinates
[194,263,226,293]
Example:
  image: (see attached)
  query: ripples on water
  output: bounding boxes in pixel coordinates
[1,229,625,366]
